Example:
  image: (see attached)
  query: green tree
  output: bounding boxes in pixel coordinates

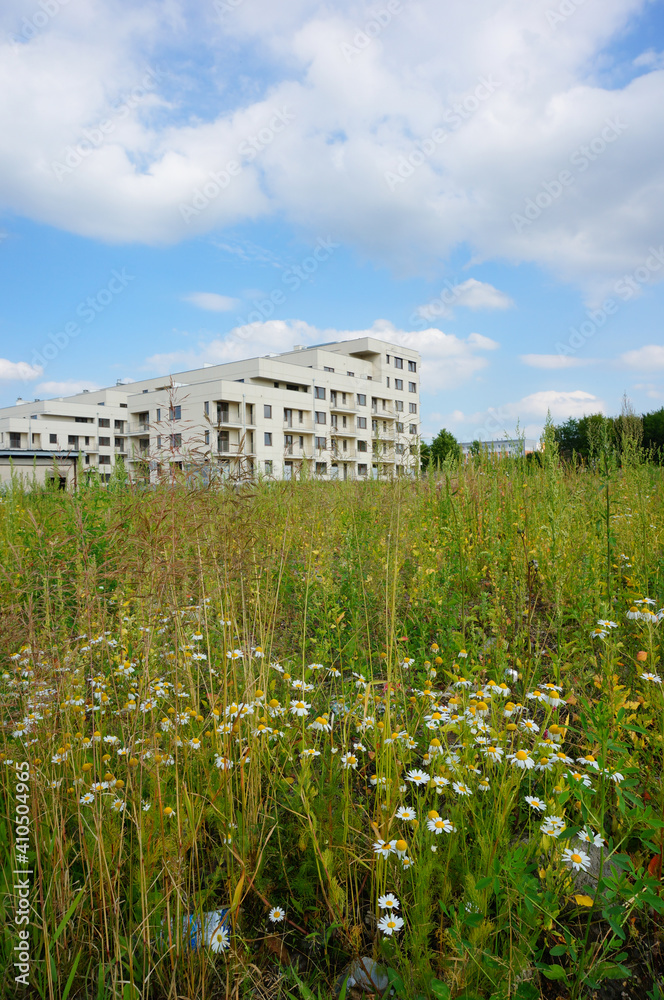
[429,428,461,468]
[643,406,664,461]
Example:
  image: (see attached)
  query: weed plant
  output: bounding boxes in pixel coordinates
[0,446,663,999]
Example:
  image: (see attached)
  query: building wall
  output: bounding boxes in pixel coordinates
[0,338,421,484]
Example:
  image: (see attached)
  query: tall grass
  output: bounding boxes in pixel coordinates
[0,454,663,999]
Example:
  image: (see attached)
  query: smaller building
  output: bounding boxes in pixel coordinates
[458,438,540,459]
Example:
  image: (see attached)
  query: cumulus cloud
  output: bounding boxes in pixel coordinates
[183,292,241,312]
[0,0,663,290]
[520,354,593,369]
[144,319,499,390]
[433,389,606,442]
[416,279,513,320]
[0,358,42,381]
[620,345,664,370]
[34,380,101,396]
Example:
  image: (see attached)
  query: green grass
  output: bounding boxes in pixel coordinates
[0,445,663,998]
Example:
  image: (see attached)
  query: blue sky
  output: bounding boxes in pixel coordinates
[1,0,663,440]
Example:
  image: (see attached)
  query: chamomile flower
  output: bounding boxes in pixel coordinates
[432,776,450,792]
[405,768,429,786]
[290,700,311,718]
[525,795,546,812]
[396,806,417,822]
[452,781,472,797]
[577,754,599,770]
[566,770,593,788]
[561,847,591,872]
[641,672,662,684]
[210,925,230,952]
[268,907,285,923]
[481,745,504,762]
[507,750,534,770]
[541,817,566,838]
[377,893,400,911]
[400,855,415,870]
[578,828,606,847]
[373,839,394,858]
[340,752,358,769]
[427,817,456,834]
[377,914,404,936]
[79,792,94,805]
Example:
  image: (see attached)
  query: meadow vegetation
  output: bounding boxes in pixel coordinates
[1,431,663,999]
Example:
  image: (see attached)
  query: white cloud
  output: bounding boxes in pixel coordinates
[502,389,605,420]
[144,318,499,390]
[620,345,664,370]
[183,292,241,312]
[35,379,101,396]
[449,279,513,311]
[0,358,42,381]
[520,354,592,369]
[0,0,662,291]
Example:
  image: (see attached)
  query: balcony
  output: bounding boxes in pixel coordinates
[330,400,357,414]
[129,422,151,436]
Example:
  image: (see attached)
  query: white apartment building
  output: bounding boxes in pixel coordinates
[0,337,421,486]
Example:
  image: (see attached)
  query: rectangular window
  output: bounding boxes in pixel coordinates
[408,360,417,372]
[49,433,57,444]
[372,419,378,432]
[314,386,326,399]
[84,436,90,445]
[114,437,124,448]
[156,408,161,422]
[386,355,391,364]
[357,393,366,406]
[395,357,403,369]
[264,404,272,418]
[409,424,417,434]
[274,382,280,388]
[169,405,181,421]
[409,381,416,392]
[98,455,111,465]
[157,436,162,448]
[68,435,78,446]
[358,463,368,475]
[347,371,354,377]
[98,417,110,428]
[204,401,209,417]
[99,436,110,446]
[204,430,210,445]
[357,416,367,429]
[357,440,367,452]
[286,383,300,392]
[330,390,337,405]
[171,433,182,448]
[396,443,405,454]
[264,432,272,446]
[114,419,124,430]
[264,460,273,474]
[298,410,304,424]
[315,462,327,475]
[324,366,334,372]
[409,402,417,414]
[9,432,21,448]
[386,377,390,388]
[396,422,404,433]
[315,411,326,424]
[395,400,404,412]
[395,379,403,390]
[315,436,326,449]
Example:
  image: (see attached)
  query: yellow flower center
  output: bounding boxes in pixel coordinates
[515,751,528,761]
[571,853,582,863]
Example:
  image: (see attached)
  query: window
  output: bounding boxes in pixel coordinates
[315,411,326,424]
[299,435,304,449]
[264,432,273,446]
[324,366,334,372]
[395,379,403,390]
[386,377,390,388]
[274,382,280,388]
[98,418,110,428]
[409,403,417,414]
[9,432,21,448]
[409,381,416,392]
[204,431,210,445]
[315,436,326,449]
[99,437,110,446]
[68,435,78,446]
[204,401,209,417]
[315,462,327,475]
[357,440,367,452]
[347,371,354,377]
[331,414,338,429]
[171,433,182,448]
[264,460,273,474]
[396,443,405,454]
[395,357,403,369]
[264,404,272,418]
[395,400,404,412]
[396,422,404,433]
[408,360,417,372]
[372,419,378,433]
[49,433,57,444]
[169,405,181,420]
[156,408,161,422]
[358,463,368,475]
[299,410,304,424]
[157,436,162,448]
[357,416,367,429]
[99,455,111,465]
[284,434,293,454]
[114,419,124,430]
[357,393,366,406]
[314,386,326,399]
[409,424,417,434]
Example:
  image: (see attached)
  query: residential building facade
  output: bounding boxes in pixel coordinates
[0,338,421,486]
